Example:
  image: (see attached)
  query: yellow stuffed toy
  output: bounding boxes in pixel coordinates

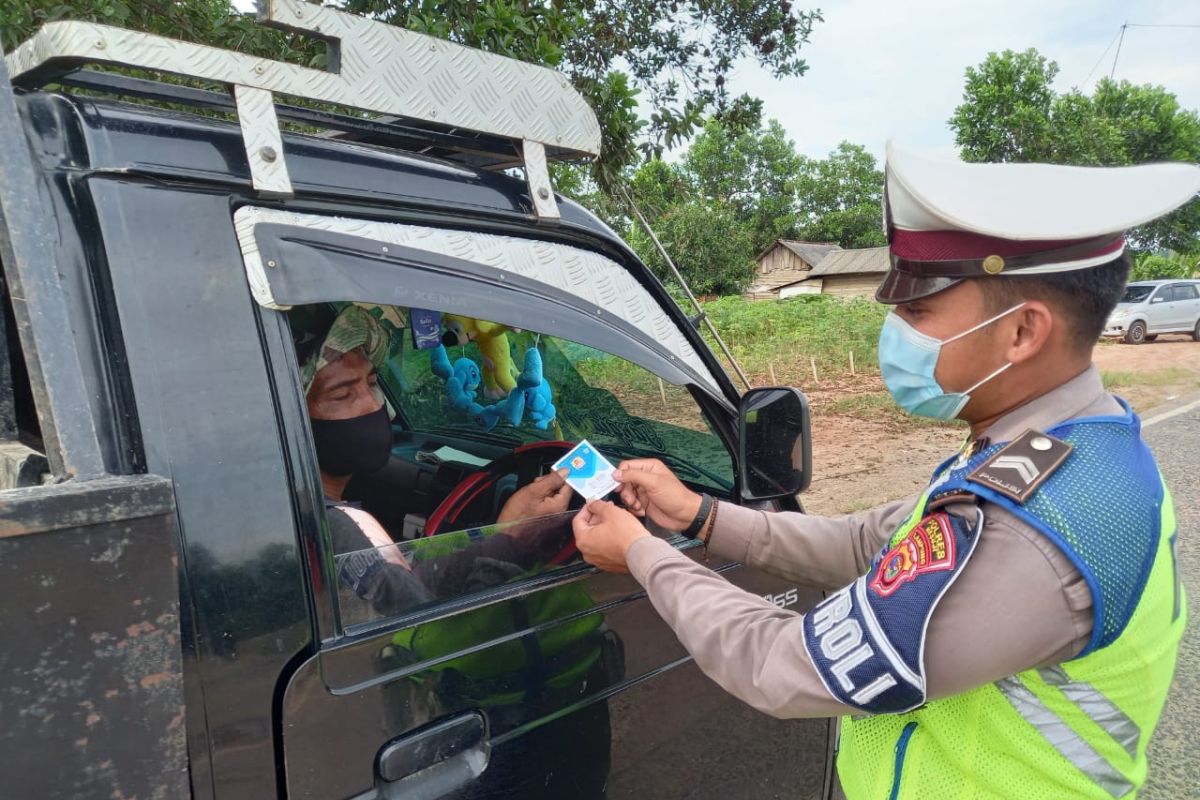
[441,314,517,399]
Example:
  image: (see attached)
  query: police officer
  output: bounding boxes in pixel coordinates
[571,143,1200,799]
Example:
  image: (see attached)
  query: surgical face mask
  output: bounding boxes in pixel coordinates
[310,405,392,477]
[878,303,1025,420]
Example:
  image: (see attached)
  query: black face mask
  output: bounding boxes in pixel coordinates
[310,406,392,477]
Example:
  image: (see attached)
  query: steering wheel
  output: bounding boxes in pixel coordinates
[424,441,582,564]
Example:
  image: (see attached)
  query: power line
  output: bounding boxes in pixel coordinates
[1109,21,1127,80]
[1081,21,1199,88]
[1081,27,1122,87]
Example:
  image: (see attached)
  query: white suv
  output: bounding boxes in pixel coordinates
[1105,279,1200,344]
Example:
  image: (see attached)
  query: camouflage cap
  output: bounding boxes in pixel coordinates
[299,304,393,395]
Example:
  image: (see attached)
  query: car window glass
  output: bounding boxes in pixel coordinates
[1174,284,1198,301]
[1121,285,1154,303]
[288,301,732,632]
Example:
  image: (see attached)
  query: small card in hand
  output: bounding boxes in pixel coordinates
[552,440,620,501]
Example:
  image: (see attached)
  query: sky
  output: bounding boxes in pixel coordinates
[232,0,1199,162]
[725,0,1200,160]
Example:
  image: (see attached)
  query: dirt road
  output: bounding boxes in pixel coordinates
[802,338,1200,515]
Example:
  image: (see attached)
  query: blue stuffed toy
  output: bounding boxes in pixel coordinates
[434,342,556,432]
[509,346,557,430]
[429,345,494,429]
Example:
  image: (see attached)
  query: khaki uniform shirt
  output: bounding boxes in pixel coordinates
[625,366,1118,718]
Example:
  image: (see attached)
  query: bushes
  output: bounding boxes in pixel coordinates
[701,294,887,380]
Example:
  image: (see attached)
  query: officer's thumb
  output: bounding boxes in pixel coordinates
[613,467,661,492]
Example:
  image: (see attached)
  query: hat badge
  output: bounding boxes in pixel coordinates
[982,255,1006,275]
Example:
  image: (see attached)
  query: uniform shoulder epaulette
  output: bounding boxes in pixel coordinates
[966,428,1073,504]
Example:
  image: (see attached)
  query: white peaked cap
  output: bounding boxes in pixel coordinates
[876,141,1200,303]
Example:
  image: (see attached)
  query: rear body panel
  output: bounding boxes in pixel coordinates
[0,477,186,800]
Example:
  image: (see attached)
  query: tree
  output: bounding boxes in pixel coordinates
[627,199,756,296]
[949,49,1200,253]
[793,142,886,248]
[949,49,1057,163]
[683,118,803,254]
[0,2,327,67]
[621,123,888,294]
[1130,252,1199,282]
[3,1,822,192]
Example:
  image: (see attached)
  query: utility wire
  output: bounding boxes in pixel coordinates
[1082,21,1199,88]
[1081,27,1122,87]
[1109,22,1127,80]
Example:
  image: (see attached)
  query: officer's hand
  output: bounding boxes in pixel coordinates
[498,468,571,524]
[572,500,650,574]
[613,458,703,532]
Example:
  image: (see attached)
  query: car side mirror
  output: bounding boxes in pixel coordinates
[738,387,812,501]
[1151,296,1164,303]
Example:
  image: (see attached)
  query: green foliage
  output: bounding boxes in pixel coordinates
[3,1,821,192]
[1130,251,1199,281]
[2,1,325,65]
[628,200,757,295]
[700,294,888,375]
[950,49,1058,163]
[684,118,802,253]
[620,121,888,297]
[343,0,821,190]
[949,48,1200,252]
[793,141,887,248]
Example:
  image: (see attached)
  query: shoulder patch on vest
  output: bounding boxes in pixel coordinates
[871,512,957,597]
[802,509,984,714]
[966,429,1073,504]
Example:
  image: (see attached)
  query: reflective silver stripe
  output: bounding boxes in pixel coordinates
[853,579,923,689]
[996,676,1135,798]
[1038,666,1141,760]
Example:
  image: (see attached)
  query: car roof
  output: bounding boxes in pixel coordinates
[22,91,624,249]
[1128,279,1198,286]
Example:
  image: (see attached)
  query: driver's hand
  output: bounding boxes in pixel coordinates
[497,468,572,524]
[613,459,703,532]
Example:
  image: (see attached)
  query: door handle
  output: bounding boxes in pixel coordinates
[377,710,490,792]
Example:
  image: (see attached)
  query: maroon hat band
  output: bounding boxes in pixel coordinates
[888,230,1125,277]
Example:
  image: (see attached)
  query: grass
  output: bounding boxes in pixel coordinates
[1101,368,1198,389]
[699,294,888,386]
[825,390,964,430]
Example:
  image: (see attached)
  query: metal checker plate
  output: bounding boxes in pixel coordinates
[233,206,718,393]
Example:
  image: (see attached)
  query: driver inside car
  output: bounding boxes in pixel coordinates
[293,304,574,616]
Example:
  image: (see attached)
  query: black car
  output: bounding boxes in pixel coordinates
[0,5,832,799]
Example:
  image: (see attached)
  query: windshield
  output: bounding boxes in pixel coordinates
[1120,285,1155,304]
[390,312,734,492]
[289,301,735,631]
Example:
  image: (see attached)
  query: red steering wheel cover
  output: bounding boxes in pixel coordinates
[424,441,575,537]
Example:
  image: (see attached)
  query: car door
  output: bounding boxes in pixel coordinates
[239,209,834,800]
[1145,285,1174,331]
[1171,283,1200,330]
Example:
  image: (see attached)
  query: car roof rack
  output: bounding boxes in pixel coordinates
[4,0,601,219]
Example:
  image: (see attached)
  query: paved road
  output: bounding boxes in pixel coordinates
[1142,397,1200,800]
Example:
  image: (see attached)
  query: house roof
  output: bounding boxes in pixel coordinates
[808,246,890,277]
[756,239,842,266]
